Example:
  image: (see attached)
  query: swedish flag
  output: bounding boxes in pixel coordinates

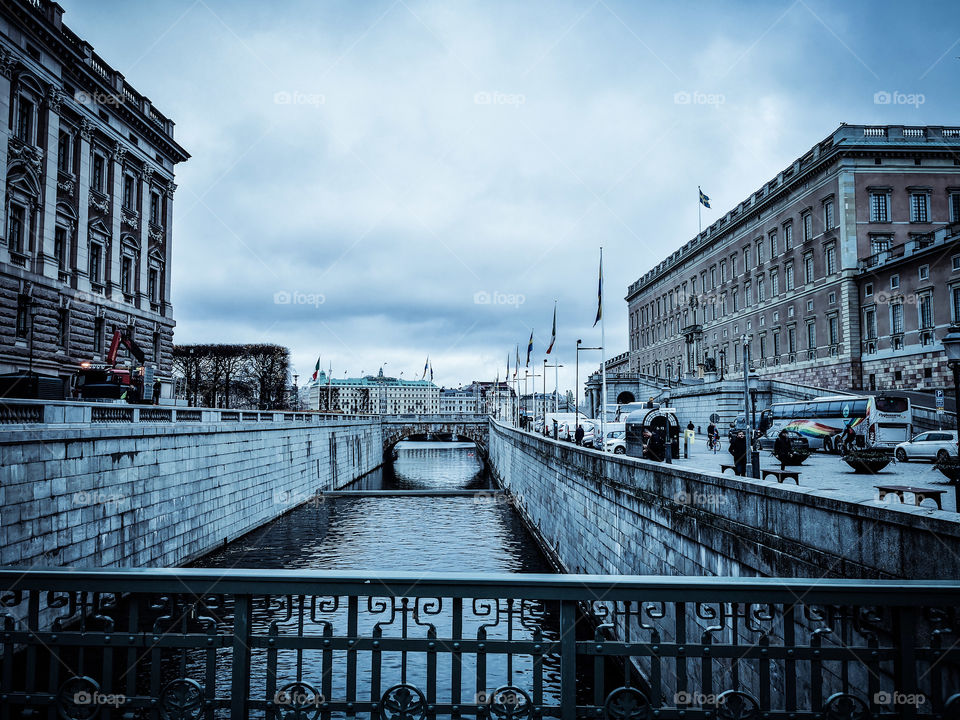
[699,187,711,209]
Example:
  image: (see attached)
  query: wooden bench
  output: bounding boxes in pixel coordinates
[875,484,946,511]
[761,468,800,484]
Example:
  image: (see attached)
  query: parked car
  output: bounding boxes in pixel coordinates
[757,429,811,465]
[579,420,598,447]
[604,430,627,454]
[894,431,959,463]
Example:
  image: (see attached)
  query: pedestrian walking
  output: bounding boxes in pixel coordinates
[575,424,585,446]
[773,430,791,471]
[729,430,747,476]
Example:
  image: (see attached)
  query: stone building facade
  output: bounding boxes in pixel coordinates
[626,124,960,393]
[0,0,189,396]
[308,368,440,414]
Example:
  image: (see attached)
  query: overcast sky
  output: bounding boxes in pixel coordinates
[60,0,960,393]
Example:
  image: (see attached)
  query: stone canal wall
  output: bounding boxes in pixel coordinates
[0,418,383,568]
[488,419,960,580]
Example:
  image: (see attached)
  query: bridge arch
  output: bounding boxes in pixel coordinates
[379,415,490,463]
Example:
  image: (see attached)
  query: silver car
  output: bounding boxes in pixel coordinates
[895,431,959,463]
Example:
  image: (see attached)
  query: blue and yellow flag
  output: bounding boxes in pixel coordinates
[526,330,533,367]
[546,303,556,354]
[593,250,603,327]
[699,187,711,209]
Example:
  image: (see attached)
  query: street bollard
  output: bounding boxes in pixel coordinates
[665,437,672,464]
[684,437,688,459]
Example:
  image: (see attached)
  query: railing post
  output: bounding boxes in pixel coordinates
[559,600,576,720]
[230,594,252,720]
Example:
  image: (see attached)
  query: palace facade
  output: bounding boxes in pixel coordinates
[626,124,960,392]
[0,0,189,396]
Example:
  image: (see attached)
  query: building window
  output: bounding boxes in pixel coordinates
[8,204,26,255]
[720,260,727,284]
[863,307,877,340]
[953,286,960,322]
[121,256,134,296]
[15,97,34,143]
[865,282,873,297]
[785,262,795,291]
[150,192,161,224]
[769,230,777,257]
[756,239,764,266]
[757,276,765,303]
[919,264,929,281]
[773,331,781,356]
[710,266,717,289]
[92,154,105,194]
[828,315,839,345]
[89,242,103,284]
[743,246,751,270]
[825,243,837,275]
[783,222,793,250]
[58,309,70,351]
[807,299,814,312]
[149,267,160,304]
[919,292,933,329]
[16,296,30,339]
[870,192,889,222]
[744,281,751,307]
[823,199,834,229]
[951,193,960,223]
[720,294,727,315]
[58,131,72,173]
[891,274,900,290]
[788,327,796,353]
[891,302,904,335]
[802,212,813,242]
[730,255,737,277]
[54,226,67,270]
[910,192,929,223]
[806,321,816,350]
[870,236,891,255]
[771,268,779,296]
[954,255,960,271]
[759,334,766,359]
[803,252,814,284]
[788,305,795,317]
[731,287,738,312]
[123,175,135,210]
[94,317,104,355]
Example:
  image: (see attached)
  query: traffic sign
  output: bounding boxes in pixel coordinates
[937,389,945,410]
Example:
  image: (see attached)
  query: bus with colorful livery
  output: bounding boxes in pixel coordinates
[762,394,912,453]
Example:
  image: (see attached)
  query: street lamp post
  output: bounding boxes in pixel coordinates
[743,335,760,479]
[942,325,960,466]
[543,358,548,431]
[576,340,602,445]
[719,348,726,382]
[292,374,299,412]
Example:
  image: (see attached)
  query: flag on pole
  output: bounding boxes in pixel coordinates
[526,330,534,366]
[421,356,429,380]
[515,346,519,378]
[593,250,603,327]
[699,187,711,208]
[311,356,321,382]
[546,303,556,354]
[429,361,433,382]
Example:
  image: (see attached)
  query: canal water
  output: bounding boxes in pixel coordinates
[179,440,577,709]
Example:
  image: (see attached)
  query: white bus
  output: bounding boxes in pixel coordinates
[762,394,912,452]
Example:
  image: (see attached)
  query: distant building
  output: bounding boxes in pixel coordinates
[308,367,439,414]
[626,124,960,392]
[0,0,189,396]
[440,387,479,414]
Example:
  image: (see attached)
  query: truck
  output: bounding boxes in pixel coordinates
[74,329,155,403]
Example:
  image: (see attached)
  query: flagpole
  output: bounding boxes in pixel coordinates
[600,247,607,447]
[698,186,702,235]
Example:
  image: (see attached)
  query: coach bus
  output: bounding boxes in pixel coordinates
[762,394,912,452]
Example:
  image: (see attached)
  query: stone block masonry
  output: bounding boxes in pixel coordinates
[0,418,383,569]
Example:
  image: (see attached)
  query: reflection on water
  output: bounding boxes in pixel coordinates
[181,441,569,709]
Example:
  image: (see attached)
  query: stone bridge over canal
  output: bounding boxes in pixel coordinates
[379,413,488,456]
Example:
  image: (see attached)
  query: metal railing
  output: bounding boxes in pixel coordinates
[1,569,957,719]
